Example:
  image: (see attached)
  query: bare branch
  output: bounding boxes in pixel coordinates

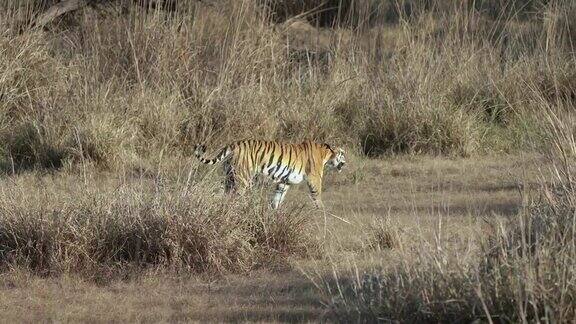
[33,0,89,30]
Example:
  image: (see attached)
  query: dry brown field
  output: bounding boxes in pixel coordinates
[0,1,574,322]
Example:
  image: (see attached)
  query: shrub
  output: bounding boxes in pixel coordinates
[0,177,320,278]
[0,121,67,172]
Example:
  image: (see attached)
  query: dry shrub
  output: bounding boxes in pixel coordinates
[0,29,73,172]
[0,176,320,279]
[322,218,483,323]
[319,97,576,323]
[325,262,480,323]
[360,102,478,156]
[0,31,61,117]
[261,0,544,28]
[478,184,576,322]
[0,121,67,172]
[65,112,137,168]
[365,220,400,251]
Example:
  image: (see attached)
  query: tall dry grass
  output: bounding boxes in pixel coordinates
[0,0,574,174]
[319,166,575,322]
[317,74,576,323]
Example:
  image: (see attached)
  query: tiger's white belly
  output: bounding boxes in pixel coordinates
[260,165,304,184]
[286,172,304,184]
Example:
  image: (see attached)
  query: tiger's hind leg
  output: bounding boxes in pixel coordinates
[223,161,237,194]
[224,160,254,197]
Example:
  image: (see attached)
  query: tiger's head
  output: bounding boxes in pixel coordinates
[327,147,346,172]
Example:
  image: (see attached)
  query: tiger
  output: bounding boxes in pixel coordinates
[194,140,346,209]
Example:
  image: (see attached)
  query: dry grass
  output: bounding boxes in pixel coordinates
[1,0,576,322]
[0,172,320,280]
[316,106,576,323]
[0,153,543,322]
[317,169,575,322]
[1,0,574,173]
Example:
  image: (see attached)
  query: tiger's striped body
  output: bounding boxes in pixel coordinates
[194,140,346,209]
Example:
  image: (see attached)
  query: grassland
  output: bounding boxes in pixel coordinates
[0,154,549,322]
[0,0,575,322]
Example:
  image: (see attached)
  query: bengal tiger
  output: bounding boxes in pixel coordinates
[194,140,346,209]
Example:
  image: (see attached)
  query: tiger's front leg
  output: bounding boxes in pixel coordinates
[271,183,290,209]
[306,175,324,209]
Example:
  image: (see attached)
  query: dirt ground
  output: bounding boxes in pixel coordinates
[0,153,547,323]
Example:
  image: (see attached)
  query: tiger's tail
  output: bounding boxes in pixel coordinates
[194,144,232,165]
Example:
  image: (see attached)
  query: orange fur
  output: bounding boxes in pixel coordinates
[195,140,346,208]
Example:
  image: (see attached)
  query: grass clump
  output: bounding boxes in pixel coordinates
[0,121,67,172]
[477,183,576,322]
[0,176,320,279]
[365,220,400,251]
[360,102,478,157]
